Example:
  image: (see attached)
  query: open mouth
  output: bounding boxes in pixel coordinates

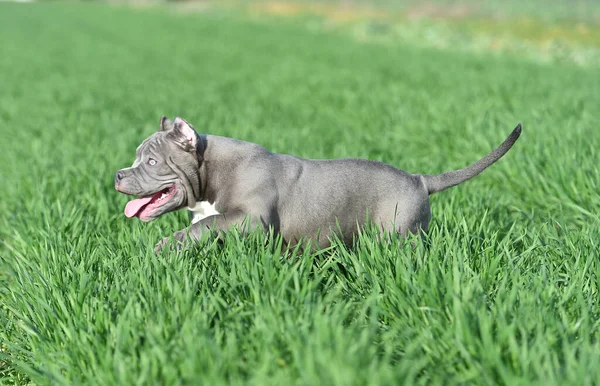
[124,185,177,219]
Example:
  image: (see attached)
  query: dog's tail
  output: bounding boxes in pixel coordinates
[420,124,522,195]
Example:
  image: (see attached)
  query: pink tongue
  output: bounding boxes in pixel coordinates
[124,196,154,218]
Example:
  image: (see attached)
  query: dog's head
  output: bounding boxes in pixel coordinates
[115,116,203,222]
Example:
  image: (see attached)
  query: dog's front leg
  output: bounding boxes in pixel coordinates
[154,210,270,253]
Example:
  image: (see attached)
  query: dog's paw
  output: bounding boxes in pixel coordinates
[154,231,187,254]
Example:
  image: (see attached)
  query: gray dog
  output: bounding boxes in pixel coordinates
[115,116,521,253]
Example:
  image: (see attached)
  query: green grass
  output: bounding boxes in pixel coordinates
[1,3,599,385]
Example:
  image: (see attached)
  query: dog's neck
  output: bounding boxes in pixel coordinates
[195,134,209,202]
[196,135,263,206]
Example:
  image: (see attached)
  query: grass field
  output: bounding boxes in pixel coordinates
[1,2,599,385]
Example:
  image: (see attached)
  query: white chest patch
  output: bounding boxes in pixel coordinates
[189,201,220,224]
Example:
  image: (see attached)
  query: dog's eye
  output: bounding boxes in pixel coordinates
[148,158,157,166]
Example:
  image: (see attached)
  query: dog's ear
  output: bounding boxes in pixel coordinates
[159,116,174,131]
[168,117,198,151]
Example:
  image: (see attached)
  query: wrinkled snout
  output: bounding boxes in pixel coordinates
[114,168,130,193]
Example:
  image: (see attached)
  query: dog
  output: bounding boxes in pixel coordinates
[115,116,521,253]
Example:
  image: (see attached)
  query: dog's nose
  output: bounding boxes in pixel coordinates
[114,170,125,185]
